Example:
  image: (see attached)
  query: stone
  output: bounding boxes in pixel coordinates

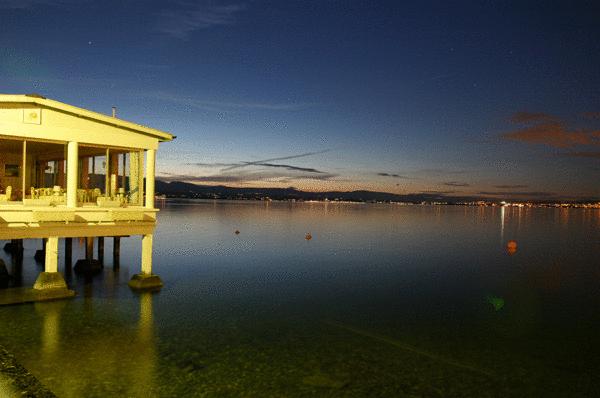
[128,273,163,290]
[33,272,68,290]
[73,259,103,274]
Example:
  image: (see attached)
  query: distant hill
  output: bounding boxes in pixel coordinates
[155,180,475,203]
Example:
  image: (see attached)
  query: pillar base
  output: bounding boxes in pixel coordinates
[128,273,163,290]
[33,272,68,290]
[73,259,103,274]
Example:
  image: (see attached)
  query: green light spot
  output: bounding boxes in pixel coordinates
[486,295,505,311]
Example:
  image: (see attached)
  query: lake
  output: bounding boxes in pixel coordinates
[1,200,600,397]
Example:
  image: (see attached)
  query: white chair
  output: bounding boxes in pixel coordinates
[0,186,12,201]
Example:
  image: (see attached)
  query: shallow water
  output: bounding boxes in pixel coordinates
[1,200,600,397]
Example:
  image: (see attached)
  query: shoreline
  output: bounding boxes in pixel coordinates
[0,344,56,397]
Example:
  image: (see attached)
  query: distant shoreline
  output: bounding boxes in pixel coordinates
[158,197,600,209]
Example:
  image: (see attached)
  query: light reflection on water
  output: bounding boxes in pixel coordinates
[1,200,600,397]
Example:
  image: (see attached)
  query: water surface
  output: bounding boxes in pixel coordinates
[1,201,600,397]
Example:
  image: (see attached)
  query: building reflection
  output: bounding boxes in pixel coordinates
[28,293,158,397]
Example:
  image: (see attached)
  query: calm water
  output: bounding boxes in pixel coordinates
[1,201,600,397]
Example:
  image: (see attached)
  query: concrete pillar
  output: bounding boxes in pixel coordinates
[45,236,58,273]
[98,237,104,264]
[141,234,152,275]
[145,149,155,209]
[33,236,74,298]
[128,233,162,290]
[67,141,78,207]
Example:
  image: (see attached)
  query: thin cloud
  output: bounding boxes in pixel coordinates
[560,151,600,159]
[582,112,600,120]
[494,184,529,189]
[478,191,555,197]
[158,170,338,184]
[503,122,592,148]
[253,163,325,174]
[0,0,82,9]
[150,91,312,113]
[377,172,410,179]
[157,2,246,39]
[221,150,330,171]
[510,112,559,124]
[443,181,470,187]
[503,111,600,148]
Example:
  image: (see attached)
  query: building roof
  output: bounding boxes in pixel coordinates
[0,94,175,142]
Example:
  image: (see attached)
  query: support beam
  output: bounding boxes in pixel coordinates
[22,140,26,201]
[66,141,78,207]
[130,151,140,205]
[145,149,155,209]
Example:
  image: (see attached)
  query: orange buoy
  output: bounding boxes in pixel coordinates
[506,240,517,255]
[234,230,240,235]
[305,232,312,241]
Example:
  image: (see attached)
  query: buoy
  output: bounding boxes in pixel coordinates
[234,230,240,235]
[305,233,312,241]
[506,240,517,255]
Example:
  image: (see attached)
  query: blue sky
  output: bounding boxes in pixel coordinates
[1,0,600,200]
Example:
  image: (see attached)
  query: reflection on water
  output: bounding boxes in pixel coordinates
[1,201,600,396]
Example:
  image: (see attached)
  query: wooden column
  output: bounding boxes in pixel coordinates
[141,234,153,275]
[45,237,58,273]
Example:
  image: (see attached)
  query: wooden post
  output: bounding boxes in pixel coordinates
[65,238,72,267]
[113,237,120,268]
[98,237,104,265]
[141,234,153,275]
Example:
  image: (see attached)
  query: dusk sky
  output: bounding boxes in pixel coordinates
[2,0,600,200]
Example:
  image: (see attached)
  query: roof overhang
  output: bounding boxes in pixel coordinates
[0,94,175,142]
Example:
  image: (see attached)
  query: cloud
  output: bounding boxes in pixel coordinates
[502,111,600,148]
[443,181,470,187]
[478,191,555,197]
[560,151,600,159]
[377,172,410,178]
[582,112,600,120]
[221,150,330,171]
[149,91,311,113]
[158,170,338,184]
[0,0,80,9]
[503,122,592,148]
[252,163,325,174]
[493,184,529,189]
[157,2,246,39]
[510,112,559,124]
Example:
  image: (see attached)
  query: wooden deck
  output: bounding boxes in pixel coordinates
[0,204,157,239]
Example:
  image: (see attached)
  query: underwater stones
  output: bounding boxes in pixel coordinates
[73,259,103,274]
[128,273,163,290]
[302,372,348,389]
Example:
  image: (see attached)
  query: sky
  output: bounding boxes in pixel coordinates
[1,0,600,201]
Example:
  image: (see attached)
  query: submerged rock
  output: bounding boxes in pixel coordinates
[302,372,348,389]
